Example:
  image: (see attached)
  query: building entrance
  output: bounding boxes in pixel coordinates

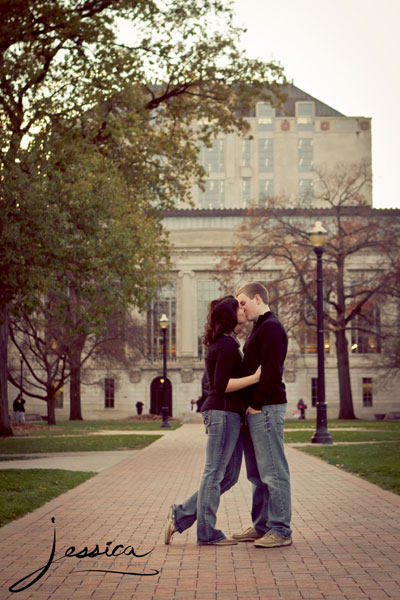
[150,376,172,416]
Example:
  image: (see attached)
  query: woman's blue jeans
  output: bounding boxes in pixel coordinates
[243,404,292,539]
[173,409,243,545]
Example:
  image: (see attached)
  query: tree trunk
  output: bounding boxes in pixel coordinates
[0,308,13,436]
[69,350,83,420]
[46,394,56,426]
[335,328,356,419]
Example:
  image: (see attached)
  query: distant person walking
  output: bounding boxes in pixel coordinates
[297,398,307,420]
[12,394,25,424]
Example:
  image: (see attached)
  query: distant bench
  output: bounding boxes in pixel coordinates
[385,412,400,421]
[24,413,48,422]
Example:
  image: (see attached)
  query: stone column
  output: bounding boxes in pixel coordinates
[178,270,196,358]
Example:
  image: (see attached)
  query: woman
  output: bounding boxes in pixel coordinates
[164,295,260,546]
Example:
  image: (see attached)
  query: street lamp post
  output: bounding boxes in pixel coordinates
[159,313,171,428]
[308,221,333,444]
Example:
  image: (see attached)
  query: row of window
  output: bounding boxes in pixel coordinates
[46,375,376,411]
[311,377,373,407]
[250,101,315,132]
[199,136,313,208]
[103,375,374,410]
[146,282,381,359]
[200,137,313,174]
[199,178,313,209]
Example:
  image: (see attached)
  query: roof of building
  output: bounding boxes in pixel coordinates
[277,83,345,118]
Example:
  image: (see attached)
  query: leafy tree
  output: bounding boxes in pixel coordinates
[7,123,170,422]
[0,0,286,435]
[217,161,400,419]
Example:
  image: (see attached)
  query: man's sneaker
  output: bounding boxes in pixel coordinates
[254,533,292,548]
[212,537,238,546]
[232,526,264,542]
[164,505,178,545]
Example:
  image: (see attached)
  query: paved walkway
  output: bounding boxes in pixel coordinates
[0,424,399,600]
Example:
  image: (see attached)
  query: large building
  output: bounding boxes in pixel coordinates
[10,85,399,421]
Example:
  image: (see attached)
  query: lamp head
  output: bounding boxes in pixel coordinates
[308,221,328,248]
[159,313,169,329]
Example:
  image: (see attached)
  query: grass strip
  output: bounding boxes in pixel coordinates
[0,434,162,454]
[285,419,400,430]
[284,429,400,443]
[0,469,96,527]
[13,420,181,437]
[297,442,400,495]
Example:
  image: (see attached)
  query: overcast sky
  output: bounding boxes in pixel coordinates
[232,0,400,209]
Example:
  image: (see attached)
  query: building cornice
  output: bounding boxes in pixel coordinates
[163,206,400,218]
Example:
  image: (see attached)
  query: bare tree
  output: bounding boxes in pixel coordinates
[8,301,147,424]
[217,161,399,419]
[8,307,69,425]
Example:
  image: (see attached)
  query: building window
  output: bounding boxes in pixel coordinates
[258,138,273,172]
[311,377,318,407]
[296,102,314,131]
[298,138,313,172]
[296,102,314,117]
[200,180,225,209]
[199,139,225,173]
[351,307,381,354]
[362,377,373,407]
[297,318,330,354]
[55,387,63,409]
[241,139,251,167]
[197,279,222,358]
[299,179,313,206]
[242,178,251,207]
[257,103,274,131]
[147,283,176,360]
[257,102,275,118]
[105,378,115,408]
[259,180,274,206]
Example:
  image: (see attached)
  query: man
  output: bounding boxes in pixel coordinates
[233,281,292,548]
[297,398,307,420]
[12,393,25,424]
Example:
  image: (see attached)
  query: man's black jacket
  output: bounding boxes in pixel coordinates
[241,311,288,410]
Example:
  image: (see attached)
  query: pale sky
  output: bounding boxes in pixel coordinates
[232,0,400,209]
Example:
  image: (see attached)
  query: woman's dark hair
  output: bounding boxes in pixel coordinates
[202,295,239,346]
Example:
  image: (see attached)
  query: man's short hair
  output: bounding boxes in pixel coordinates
[236,281,269,305]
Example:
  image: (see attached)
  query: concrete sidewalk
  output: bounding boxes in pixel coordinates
[0,424,399,600]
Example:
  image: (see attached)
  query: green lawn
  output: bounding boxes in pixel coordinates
[286,420,400,494]
[13,419,181,437]
[0,421,169,527]
[285,419,400,430]
[0,469,96,527]
[298,442,400,495]
[284,429,400,443]
[0,433,162,454]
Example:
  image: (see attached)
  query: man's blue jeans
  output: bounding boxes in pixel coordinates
[243,404,292,539]
[173,409,242,544]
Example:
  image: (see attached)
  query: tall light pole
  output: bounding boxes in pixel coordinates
[308,221,333,444]
[159,313,171,428]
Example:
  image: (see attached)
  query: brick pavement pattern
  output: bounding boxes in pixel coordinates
[0,423,399,600]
